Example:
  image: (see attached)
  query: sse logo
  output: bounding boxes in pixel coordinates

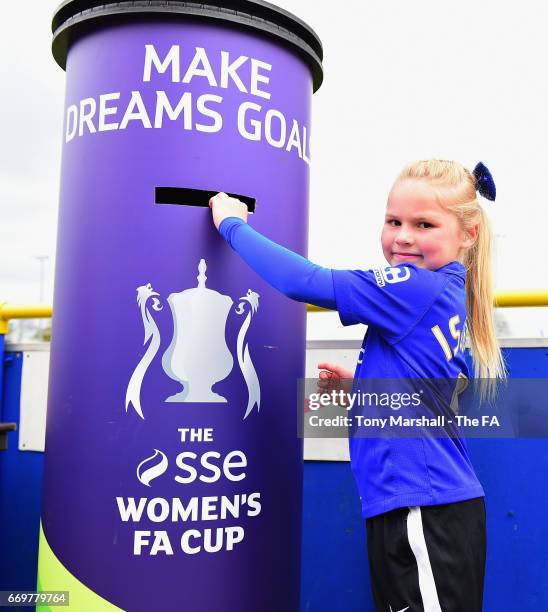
[373,267,411,287]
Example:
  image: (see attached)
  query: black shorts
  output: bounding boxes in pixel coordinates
[365,497,486,612]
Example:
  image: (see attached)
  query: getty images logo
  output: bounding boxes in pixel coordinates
[374,266,411,287]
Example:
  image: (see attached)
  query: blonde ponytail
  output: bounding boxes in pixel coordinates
[462,206,506,381]
[395,160,506,396]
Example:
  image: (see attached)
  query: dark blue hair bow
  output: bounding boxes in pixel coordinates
[473,161,496,201]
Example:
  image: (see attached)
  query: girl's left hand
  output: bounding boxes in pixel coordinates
[209,192,249,230]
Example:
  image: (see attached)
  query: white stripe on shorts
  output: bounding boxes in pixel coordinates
[406,506,442,612]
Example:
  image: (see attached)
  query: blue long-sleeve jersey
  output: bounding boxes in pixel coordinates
[219,217,484,518]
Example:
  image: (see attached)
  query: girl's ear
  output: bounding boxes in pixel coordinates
[462,223,479,249]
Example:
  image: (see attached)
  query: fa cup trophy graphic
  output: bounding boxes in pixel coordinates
[125,259,261,419]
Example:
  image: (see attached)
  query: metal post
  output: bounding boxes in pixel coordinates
[33,256,49,338]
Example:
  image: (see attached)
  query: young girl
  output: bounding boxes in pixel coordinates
[209,159,505,612]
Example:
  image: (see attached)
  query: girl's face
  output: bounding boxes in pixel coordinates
[382,179,475,271]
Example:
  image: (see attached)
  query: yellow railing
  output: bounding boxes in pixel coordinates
[1,291,548,333]
[493,291,548,308]
[0,303,54,334]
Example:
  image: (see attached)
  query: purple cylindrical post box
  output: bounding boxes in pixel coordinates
[39,2,323,611]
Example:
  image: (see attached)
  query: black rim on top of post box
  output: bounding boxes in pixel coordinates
[51,0,324,91]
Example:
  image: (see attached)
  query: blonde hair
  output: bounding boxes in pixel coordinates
[394,159,506,395]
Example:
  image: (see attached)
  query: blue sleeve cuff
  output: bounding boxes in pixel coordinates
[219,217,246,246]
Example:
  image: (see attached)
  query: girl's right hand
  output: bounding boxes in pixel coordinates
[317,362,354,395]
[209,192,249,230]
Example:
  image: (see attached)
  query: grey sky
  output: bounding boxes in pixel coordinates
[1,1,546,338]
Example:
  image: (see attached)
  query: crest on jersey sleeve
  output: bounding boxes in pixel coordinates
[373,266,411,287]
